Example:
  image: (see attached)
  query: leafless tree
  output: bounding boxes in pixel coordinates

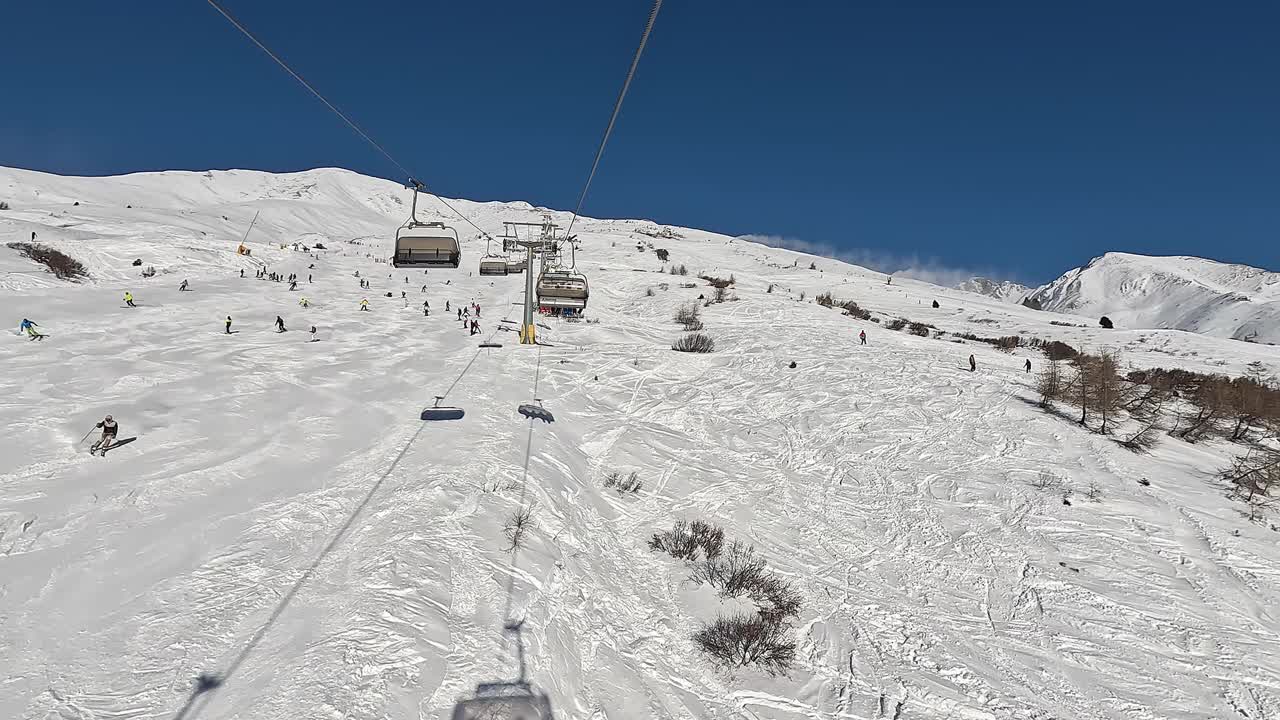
[1220,449,1280,521]
[503,505,534,551]
[1037,358,1063,408]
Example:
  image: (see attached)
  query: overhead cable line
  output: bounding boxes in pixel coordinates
[565,0,664,236]
[204,0,493,240]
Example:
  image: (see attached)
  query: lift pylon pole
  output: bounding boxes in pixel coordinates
[520,243,537,344]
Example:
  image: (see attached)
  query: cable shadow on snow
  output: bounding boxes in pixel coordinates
[171,423,428,720]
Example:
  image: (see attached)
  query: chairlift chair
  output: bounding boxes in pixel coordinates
[393,181,461,269]
[535,270,589,312]
[478,240,508,276]
[480,256,509,275]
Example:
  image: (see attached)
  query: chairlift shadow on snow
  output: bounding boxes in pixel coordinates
[449,621,554,720]
[423,396,465,421]
[170,672,223,720]
[518,402,554,424]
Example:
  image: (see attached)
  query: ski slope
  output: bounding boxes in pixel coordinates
[3,166,1280,720]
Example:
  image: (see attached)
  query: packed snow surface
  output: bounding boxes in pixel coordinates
[2,166,1280,720]
[1024,252,1280,344]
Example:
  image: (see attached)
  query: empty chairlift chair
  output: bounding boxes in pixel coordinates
[394,221,461,269]
[536,270,589,314]
[479,240,510,276]
[479,256,509,275]
[392,181,461,269]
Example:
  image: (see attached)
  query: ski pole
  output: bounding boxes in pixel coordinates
[80,428,97,443]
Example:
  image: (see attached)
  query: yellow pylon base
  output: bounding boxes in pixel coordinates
[520,324,536,344]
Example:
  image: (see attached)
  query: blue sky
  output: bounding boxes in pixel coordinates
[2,1,1276,284]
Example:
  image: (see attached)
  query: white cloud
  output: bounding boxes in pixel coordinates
[736,234,1019,288]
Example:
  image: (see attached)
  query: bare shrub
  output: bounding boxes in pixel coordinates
[1042,341,1078,361]
[799,291,806,301]
[645,287,656,297]
[604,471,642,494]
[655,248,669,261]
[815,291,835,308]
[674,302,703,330]
[746,571,803,622]
[809,262,817,270]
[649,520,724,562]
[0,201,9,210]
[649,521,699,560]
[700,275,734,289]
[1085,481,1103,502]
[503,505,534,550]
[908,322,931,337]
[693,613,796,676]
[766,283,775,294]
[707,285,728,305]
[697,540,765,594]
[1030,471,1064,491]
[840,300,871,320]
[6,242,88,280]
[886,318,907,331]
[673,333,715,353]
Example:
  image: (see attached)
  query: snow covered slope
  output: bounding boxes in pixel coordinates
[1024,252,1280,343]
[955,277,1029,303]
[3,166,1280,720]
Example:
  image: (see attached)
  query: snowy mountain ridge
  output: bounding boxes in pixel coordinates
[1023,251,1280,343]
[3,165,1280,720]
[954,276,1030,302]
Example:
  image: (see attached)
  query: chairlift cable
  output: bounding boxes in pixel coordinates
[204,0,494,241]
[564,0,663,236]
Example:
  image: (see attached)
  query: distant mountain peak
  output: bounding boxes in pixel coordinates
[955,276,1029,302]
[1023,252,1280,343]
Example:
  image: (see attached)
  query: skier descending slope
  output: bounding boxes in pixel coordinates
[89,415,118,456]
[275,316,287,333]
[123,292,136,308]
[18,318,45,340]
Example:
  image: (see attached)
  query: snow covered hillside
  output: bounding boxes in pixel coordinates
[1023,252,1280,344]
[955,277,1029,303]
[3,166,1280,720]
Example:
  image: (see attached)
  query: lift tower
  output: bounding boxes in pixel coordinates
[499,216,563,344]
